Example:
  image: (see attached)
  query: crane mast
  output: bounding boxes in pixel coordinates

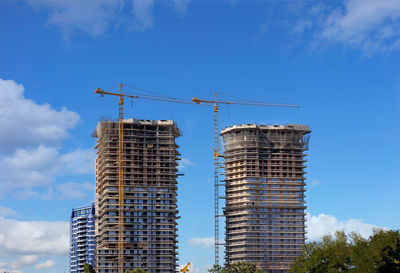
[213,93,221,265]
[117,84,124,273]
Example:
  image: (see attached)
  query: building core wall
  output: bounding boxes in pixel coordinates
[221,124,310,273]
[94,119,180,273]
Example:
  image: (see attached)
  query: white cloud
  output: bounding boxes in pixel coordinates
[0,256,39,272]
[55,182,94,200]
[293,19,312,35]
[0,206,16,217]
[316,0,400,55]
[24,0,190,38]
[0,78,80,153]
[25,0,124,39]
[0,269,23,273]
[188,237,214,249]
[132,0,155,31]
[0,145,95,197]
[178,158,193,170]
[277,0,400,55]
[42,181,94,200]
[181,158,193,165]
[307,213,388,241]
[58,148,97,175]
[34,259,56,270]
[0,78,96,199]
[10,255,38,269]
[172,0,190,17]
[0,217,69,256]
[311,179,321,186]
[0,146,59,192]
[14,190,41,200]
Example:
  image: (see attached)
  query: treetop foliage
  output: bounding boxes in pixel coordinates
[125,269,150,273]
[291,229,400,273]
[208,262,263,273]
[83,263,95,273]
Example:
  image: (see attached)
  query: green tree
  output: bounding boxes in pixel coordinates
[291,229,400,273]
[208,264,227,273]
[377,234,400,273]
[291,231,352,273]
[83,263,95,273]
[208,262,262,273]
[125,269,150,273]
[228,262,263,273]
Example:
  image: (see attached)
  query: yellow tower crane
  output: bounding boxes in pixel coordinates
[192,93,299,265]
[180,262,191,273]
[94,84,194,273]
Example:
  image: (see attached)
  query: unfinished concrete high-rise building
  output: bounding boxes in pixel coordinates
[221,124,310,273]
[94,119,180,273]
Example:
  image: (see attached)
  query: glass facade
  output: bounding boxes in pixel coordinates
[70,202,95,273]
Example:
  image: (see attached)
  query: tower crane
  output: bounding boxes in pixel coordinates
[192,93,299,265]
[94,84,194,273]
[180,262,191,273]
[95,84,299,270]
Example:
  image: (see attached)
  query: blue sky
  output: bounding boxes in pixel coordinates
[0,0,400,272]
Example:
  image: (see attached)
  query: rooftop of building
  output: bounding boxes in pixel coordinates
[94,118,180,138]
[71,202,95,218]
[220,123,310,135]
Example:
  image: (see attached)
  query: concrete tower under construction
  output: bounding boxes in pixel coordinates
[94,119,180,273]
[221,124,310,273]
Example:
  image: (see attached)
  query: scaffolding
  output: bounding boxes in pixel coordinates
[94,119,181,273]
[221,124,310,272]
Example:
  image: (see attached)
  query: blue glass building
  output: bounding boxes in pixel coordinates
[70,203,95,273]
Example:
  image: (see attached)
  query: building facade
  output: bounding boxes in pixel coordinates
[221,124,310,273]
[70,203,95,273]
[94,119,180,273]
